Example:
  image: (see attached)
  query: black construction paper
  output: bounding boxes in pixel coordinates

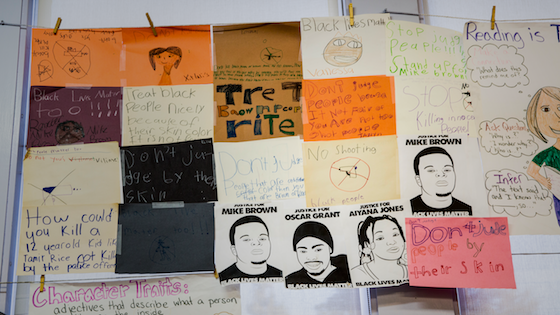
[121,139,217,203]
[116,202,214,273]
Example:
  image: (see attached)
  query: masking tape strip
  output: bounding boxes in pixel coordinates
[65,84,92,89]
[211,26,216,71]
[116,224,122,255]
[120,150,125,187]
[152,201,185,209]
[120,44,127,72]
[300,96,308,124]
[213,101,217,126]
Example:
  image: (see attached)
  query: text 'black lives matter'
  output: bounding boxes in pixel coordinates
[121,139,217,203]
[28,86,122,147]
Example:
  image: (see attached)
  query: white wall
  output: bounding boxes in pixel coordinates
[0,0,31,313]
[423,0,560,32]
[36,0,332,28]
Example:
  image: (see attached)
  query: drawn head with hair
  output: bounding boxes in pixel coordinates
[357,215,405,264]
[149,46,182,71]
[55,120,85,144]
[526,86,560,143]
[228,215,271,265]
[292,221,335,276]
[413,146,456,199]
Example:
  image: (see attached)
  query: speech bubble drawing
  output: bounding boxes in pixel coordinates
[485,169,551,217]
[467,44,529,88]
[479,118,539,157]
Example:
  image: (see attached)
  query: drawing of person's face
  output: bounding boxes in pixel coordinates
[366,219,404,261]
[295,236,332,276]
[154,52,180,67]
[416,153,456,197]
[55,121,84,144]
[536,92,560,139]
[231,222,271,265]
[323,36,363,67]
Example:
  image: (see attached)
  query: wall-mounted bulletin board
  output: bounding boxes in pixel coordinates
[2,1,560,315]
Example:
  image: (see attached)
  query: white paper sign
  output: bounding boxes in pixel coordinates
[28,274,241,315]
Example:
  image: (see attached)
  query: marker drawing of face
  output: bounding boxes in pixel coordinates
[536,92,560,139]
[154,52,180,68]
[323,36,363,67]
[55,121,85,144]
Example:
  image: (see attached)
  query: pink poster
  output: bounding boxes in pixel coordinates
[406,217,516,288]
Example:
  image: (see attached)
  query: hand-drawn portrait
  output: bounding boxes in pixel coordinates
[218,215,282,281]
[55,120,85,144]
[323,33,363,67]
[285,221,351,286]
[410,147,472,216]
[149,46,182,86]
[526,86,560,225]
[351,215,407,282]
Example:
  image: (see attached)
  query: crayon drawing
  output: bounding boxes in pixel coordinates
[149,46,182,85]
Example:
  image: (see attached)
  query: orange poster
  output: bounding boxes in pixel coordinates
[122,26,212,86]
[302,76,396,141]
[30,28,122,86]
[213,23,303,142]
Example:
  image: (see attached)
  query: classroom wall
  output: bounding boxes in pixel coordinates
[35,0,334,28]
[5,0,560,314]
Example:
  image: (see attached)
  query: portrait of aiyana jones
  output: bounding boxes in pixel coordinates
[352,215,408,282]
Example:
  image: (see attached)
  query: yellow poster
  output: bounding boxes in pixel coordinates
[395,77,479,136]
[23,142,122,206]
[18,204,118,275]
[303,135,399,207]
[386,20,466,79]
[28,274,241,314]
[121,85,214,146]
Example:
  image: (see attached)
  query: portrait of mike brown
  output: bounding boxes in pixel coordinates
[410,146,472,215]
[219,215,282,280]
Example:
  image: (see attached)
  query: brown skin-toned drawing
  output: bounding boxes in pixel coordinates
[149,46,182,85]
[55,120,85,144]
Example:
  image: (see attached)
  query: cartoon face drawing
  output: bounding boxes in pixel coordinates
[153,52,181,68]
[535,92,560,140]
[149,46,182,85]
[323,36,363,67]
